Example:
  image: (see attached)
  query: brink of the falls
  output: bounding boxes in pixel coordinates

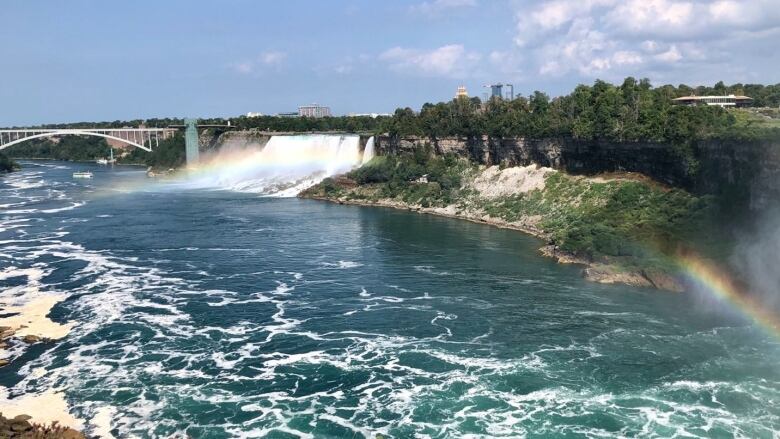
[186,134,365,197]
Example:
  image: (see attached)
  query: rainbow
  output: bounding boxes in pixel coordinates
[98,134,366,196]
[674,250,780,339]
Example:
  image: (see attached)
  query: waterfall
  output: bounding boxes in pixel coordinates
[361,136,375,165]
[188,134,362,197]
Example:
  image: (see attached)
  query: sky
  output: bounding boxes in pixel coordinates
[1,0,779,126]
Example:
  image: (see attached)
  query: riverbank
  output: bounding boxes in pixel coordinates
[303,192,686,292]
[300,155,716,292]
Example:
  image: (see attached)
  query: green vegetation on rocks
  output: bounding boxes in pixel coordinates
[481,173,714,268]
[3,136,112,162]
[0,152,19,172]
[121,133,186,169]
[340,145,473,207]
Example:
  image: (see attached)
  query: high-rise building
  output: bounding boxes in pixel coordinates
[490,84,503,99]
[485,83,515,100]
[298,104,332,118]
[456,85,468,99]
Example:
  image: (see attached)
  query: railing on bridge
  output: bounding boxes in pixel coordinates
[0,128,177,152]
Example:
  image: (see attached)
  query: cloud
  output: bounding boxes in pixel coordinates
[654,45,683,63]
[410,0,477,16]
[511,0,780,80]
[230,50,287,75]
[379,44,481,78]
[231,62,254,75]
[259,51,286,66]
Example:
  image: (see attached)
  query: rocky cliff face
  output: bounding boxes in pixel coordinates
[198,129,273,153]
[376,135,780,211]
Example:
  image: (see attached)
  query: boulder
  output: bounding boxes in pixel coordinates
[9,419,31,431]
[22,335,41,344]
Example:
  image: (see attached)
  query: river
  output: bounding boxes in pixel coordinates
[1,161,779,438]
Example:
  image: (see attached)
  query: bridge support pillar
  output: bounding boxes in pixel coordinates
[185,118,200,166]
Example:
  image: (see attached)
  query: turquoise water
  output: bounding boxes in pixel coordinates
[1,161,779,438]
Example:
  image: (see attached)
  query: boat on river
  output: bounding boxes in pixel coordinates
[72,171,93,179]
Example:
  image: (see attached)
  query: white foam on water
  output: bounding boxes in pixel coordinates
[414,265,453,276]
[321,260,363,269]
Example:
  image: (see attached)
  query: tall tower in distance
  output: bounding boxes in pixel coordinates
[455,85,469,99]
[184,118,200,166]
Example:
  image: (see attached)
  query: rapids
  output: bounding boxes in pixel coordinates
[0,161,778,438]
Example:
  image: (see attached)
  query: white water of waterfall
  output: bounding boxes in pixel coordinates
[187,134,362,197]
[361,136,376,165]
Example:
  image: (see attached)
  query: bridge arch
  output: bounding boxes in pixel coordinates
[0,130,153,152]
[0,128,179,152]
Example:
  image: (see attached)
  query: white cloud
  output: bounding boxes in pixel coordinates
[641,40,660,52]
[613,50,643,65]
[230,50,287,75]
[231,62,253,74]
[605,0,695,36]
[410,0,477,15]
[511,0,780,80]
[259,51,286,66]
[654,45,683,63]
[487,50,526,81]
[379,44,481,78]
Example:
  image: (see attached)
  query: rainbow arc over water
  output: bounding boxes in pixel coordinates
[675,249,780,339]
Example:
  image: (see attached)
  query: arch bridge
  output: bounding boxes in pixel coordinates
[0,128,177,152]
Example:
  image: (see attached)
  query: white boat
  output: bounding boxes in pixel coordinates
[96,158,109,165]
[72,171,93,179]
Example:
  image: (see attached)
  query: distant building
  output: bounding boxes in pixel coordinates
[276,112,299,118]
[347,113,392,118]
[672,95,753,108]
[245,112,264,118]
[485,83,514,100]
[489,84,503,99]
[298,104,332,118]
[456,85,468,99]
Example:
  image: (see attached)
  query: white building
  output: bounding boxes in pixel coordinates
[347,113,392,118]
[245,112,264,117]
[672,95,753,108]
[298,104,332,118]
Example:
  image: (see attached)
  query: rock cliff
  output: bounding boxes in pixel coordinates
[376,135,780,211]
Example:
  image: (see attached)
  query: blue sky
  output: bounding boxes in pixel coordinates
[1,0,778,125]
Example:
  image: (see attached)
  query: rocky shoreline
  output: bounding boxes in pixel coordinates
[300,192,685,293]
[0,274,85,437]
[0,413,84,438]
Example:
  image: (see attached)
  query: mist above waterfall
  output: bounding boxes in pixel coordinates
[187,134,369,196]
[731,208,780,310]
